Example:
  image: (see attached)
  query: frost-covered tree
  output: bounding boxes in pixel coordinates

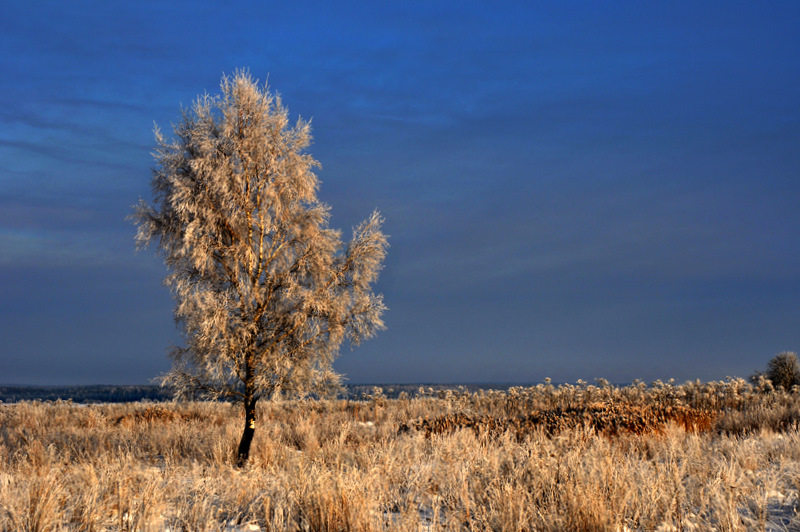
[132,72,387,466]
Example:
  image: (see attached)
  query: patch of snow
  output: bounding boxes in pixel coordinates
[222,522,261,532]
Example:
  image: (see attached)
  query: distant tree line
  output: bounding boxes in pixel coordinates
[0,383,533,404]
[0,385,171,404]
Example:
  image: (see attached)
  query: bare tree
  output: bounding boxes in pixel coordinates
[132,71,388,466]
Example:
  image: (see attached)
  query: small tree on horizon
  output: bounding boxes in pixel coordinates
[765,351,800,391]
[132,71,388,466]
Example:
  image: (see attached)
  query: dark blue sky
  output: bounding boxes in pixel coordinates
[1,1,799,385]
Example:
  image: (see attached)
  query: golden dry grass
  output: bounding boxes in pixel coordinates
[1,379,800,531]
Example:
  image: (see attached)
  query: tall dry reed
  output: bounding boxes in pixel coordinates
[0,380,799,530]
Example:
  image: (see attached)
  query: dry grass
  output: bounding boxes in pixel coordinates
[1,379,800,530]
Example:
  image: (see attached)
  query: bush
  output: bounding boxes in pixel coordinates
[766,351,800,391]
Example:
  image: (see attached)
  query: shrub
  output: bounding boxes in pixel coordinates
[766,351,800,391]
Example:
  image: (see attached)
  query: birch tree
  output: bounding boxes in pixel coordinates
[132,71,388,466]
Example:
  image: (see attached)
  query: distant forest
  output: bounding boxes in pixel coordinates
[0,385,171,404]
[0,383,524,403]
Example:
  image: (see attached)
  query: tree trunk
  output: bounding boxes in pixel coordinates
[236,398,257,467]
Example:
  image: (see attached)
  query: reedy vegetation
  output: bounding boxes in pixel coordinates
[2,379,800,531]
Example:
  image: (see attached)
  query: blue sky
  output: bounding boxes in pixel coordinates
[1,1,799,385]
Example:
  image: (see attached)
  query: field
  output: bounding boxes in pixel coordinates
[2,378,800,531]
